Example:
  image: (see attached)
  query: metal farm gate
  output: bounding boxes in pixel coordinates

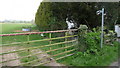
[0,29,78,66]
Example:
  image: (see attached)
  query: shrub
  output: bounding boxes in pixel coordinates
[78,27,101,54]
[85,32,101,54]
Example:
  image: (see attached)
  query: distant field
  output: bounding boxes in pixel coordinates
[0,23,32,34]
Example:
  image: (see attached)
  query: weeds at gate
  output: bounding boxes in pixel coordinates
[58,29,119,66]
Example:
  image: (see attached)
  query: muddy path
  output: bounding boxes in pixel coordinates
[0,46,21,67]
[31,49,66,67]
[0,46,66,67]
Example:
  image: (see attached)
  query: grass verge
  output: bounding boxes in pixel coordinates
[57,42,119,66]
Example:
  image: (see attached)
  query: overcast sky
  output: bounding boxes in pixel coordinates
[0,0,42,21]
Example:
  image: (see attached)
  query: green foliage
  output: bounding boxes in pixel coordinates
[69,28,119,66]
[78,30,101,54]
[49,17,67,30]
[116,13,120,24]
[35,2,67,31]
[35,2,52,31]
[85,32,101,48]
[85,32,101,55]
[35,2,119,31]
[98,2,119,30]
[59,42,118,66]
[35,2,119,30]
[78,26,100,51]
[35,2,100,31]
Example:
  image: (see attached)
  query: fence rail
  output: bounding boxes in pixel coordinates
[1,35,77,46]
[0,29,78,36]
[0,29,78,66]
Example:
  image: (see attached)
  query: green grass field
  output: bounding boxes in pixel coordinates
[1,23,32,34]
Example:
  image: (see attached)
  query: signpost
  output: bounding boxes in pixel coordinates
[96,8,105,48]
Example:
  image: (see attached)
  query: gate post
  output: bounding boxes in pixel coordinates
[78,25,88,52]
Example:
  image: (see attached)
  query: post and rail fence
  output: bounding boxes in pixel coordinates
[0,29,78,66]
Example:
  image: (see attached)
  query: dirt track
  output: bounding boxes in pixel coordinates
[0,46,66,67]
[0,46,21,67]
[31,49,65,67]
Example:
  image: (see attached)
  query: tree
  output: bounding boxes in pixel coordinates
[116,2,120,24]
[35,2,53,31]
[99,2,119,30]
[35,2,119,31]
